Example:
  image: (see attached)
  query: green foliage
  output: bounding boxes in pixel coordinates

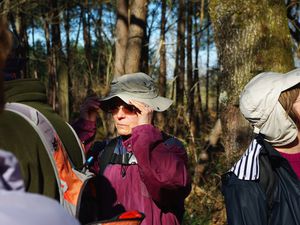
[184,149,228,225]
[183,211,211,225]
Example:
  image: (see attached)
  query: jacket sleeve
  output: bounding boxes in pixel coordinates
[123,124,191,206]
[72,118,97,153]
[222,173,268,225]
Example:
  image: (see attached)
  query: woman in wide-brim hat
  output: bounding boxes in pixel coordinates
[73,72,191,225]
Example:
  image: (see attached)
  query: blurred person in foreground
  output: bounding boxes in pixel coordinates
[73,72,191,225]
[0,16,80,225]
[222,69,300,225]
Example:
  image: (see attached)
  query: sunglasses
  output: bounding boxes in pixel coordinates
[108,102,140,114]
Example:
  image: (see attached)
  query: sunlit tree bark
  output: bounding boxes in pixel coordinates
[114,0,129,77]
[209,0,294,155]
[124,0,147,73]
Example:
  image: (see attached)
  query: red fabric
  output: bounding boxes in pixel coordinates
[279,151,300,179]
[118,210,143,219]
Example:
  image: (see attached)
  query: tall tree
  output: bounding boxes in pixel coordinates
[140,5,149,74]
[172,0,186,137]
[82,2,93,91]
[63,2,73,119]
[156,0,167,128]
[209,0,294,155]
[10,3,29,78]
[50,0,69,121]
[205,17,210,112]
[176,0,185,106]
[193,0,205,137]
[186,0,193,122]
[124,0,148,73]
[114,0,129,77]
[186,0,198,163]
[114,0,148,76]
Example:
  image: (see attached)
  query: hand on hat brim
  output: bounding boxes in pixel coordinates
[129,100,153,125]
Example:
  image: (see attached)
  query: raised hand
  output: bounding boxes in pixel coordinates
[129,100,153,126]
[79,95,101,122]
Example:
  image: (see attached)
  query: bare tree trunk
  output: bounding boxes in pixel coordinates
[192,0,205,138]
[95,3,105,85]
[50,0,68,120]
[156,0,167,129]
[15,7,28,78]
[172,0,186,137]
[186,0,198,163]
[187,0,193,122]
[114,0,129,77]
[49,0,60,111]
[205,20,210,112]
[42,10,55,109]
[197,0,205,117]
[82,3,93,91]
[30,16,38,78]
[140,6,149,74]
[63,2,72,120]
[124,0,148,74]
[172,14,180,104]
[176,0,185,106]
[209,0,294,156]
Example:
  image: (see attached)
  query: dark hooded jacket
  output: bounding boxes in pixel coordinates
[222,135,300,225]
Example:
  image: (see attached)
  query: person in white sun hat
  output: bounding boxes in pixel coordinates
[222,68,300,225]
[73,72,191,225]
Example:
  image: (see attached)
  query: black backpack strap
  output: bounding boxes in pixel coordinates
[161,132,172,141]
[98,137,118,175]
[98,132,171,175]
[259,153,278,222]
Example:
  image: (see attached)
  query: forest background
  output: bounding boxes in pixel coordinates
[2,0,300,224]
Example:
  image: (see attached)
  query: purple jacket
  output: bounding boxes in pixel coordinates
[73,119,191,225]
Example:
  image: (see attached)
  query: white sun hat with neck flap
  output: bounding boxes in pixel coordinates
[100,72,173,112]
[239,68,300,146]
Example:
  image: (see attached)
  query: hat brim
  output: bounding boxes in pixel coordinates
[281,69,300,92]
[100,93,173,112]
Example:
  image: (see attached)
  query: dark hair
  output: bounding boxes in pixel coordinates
[278,83,300,126]
[0,18,11,68]
[0,17,12,111]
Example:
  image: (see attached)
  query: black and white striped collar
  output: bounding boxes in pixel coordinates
[230,139,263,180]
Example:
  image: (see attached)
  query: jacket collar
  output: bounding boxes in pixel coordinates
[230,134,297,181]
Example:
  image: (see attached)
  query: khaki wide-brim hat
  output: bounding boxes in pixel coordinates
[240,68,300,146]
[100,72,173,112]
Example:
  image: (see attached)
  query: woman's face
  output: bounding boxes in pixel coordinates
[292,93,300,126]
[111,100,140,136]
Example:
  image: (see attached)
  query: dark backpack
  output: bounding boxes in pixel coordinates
[89,132,172,175]
[4,103,105,224]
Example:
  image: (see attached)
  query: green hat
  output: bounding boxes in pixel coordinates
[100,72,173,112]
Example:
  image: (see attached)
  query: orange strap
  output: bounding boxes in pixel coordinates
[54,134,83,205]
